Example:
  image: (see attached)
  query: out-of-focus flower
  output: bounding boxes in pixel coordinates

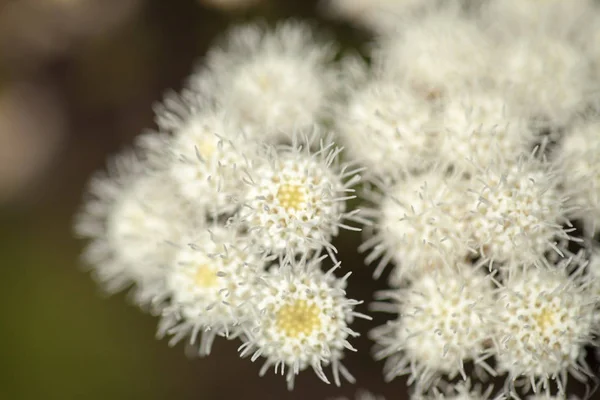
[590,247,600,299]
[361,170,473,286]
[188,21,340,143]
[491,33,592,126]
[553,120,600,235]
[335,75,439,180]
[372,9,495,101]
[74,153,206,310]
[482,0,596,40]
[0,83,65,204]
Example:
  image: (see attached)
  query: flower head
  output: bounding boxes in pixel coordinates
[336,76,439,179]
[371,265,496,389]
[361,170,473,286]
[158,225,266,355]
[237,132,362,259]
[492,33,591,125]
[189,21,339,142]
[492,263,597,397]
[587,247,600,329]
[438,89,538,173]
[464,150,572,269]
[74,151,205,309]
[167,109,254,215]
[239,256,369,390]
[373,10,494,100]
[553,120,600,234]
[482,0,595,40]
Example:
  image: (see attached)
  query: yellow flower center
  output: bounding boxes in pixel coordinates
[257,73,272,90]
[533,307,556,331]
[196,139,216,159]
[276,183,307,211]
[276,299,322,338]
[193,265,218,288]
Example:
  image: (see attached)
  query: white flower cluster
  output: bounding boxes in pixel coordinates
[340,2,600,400]
[75,20,370,391]
[74,1,600,399]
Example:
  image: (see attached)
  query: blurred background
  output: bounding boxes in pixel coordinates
[0,1,398,399]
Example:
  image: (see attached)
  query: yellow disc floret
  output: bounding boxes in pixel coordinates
[276,183,307,211]
[192,264,218,288]
[276,299,322,338]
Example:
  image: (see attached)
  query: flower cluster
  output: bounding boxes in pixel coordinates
[338,1,600,399]
[75,20,369,391]
[74,1,600,399]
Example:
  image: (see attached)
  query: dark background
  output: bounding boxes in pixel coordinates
[0,1,398,399]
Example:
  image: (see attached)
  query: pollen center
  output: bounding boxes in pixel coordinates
[257,73,272,90]
[533,307,555,331]
[193,264,218,288]
[196,139,216,159]
[276,183,307,211]
[275,299,322,338]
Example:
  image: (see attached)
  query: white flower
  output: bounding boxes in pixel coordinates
[158,225,266,355]
[438,88,538,173]
[590,247,600,296]
[492,264,596,397]
[492,33,591,125]
[482,0,595,40]
[237,132,362,259]
[168,109,254,215]
[239,256,369,390]
[336,76,439,179]
[371,265,496,390]
[588,247,600,329]
[134,130,172,169]
[580,12,600,84]
[465,151,572,269]
[189,21,339,142]
[553,120,600,234]
[319,0,438,33]
[74,151,204,309]
[372,10,494,99]
[361,171,473,286]
[108,172,203,306]
[75,151,145,295]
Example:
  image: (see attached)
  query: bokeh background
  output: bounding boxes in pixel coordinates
[0,1,400,399]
